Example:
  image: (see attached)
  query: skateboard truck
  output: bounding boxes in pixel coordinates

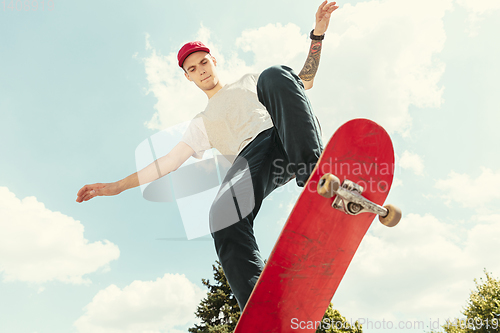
[317,173,402,227]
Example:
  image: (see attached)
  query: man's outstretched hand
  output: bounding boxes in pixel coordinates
[314,1,339,36]
[76,182,122,203]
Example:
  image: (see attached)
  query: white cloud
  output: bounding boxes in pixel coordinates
[145,32,152,51]
[436,167,500,208]
[74,273,205,333]
[236,23,309,71]
[458,0,500,13]
[398,150,424,176]
[456,0,500,36]
[0,187,119,284]
[473,213,500,224]
[392,176,403,187]
[333,212,500,324]
[310,0,452,137]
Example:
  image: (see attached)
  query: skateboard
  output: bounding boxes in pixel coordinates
[234,118,401,332]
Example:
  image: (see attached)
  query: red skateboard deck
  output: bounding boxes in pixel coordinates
[234,118,396,332]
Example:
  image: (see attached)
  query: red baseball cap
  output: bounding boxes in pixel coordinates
[177,41,211,68]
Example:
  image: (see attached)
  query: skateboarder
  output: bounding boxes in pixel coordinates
[76,1,339,310]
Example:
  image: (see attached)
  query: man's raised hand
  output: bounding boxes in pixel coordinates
[314,1,339,36]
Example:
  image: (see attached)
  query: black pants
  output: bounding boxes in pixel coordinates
[210,65,323,310]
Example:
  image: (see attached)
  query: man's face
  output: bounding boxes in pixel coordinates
[183,52,219,91]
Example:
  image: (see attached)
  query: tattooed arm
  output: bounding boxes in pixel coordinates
[299,1,339,90]
[299,38,323,90]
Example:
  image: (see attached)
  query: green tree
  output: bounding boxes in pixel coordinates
[462,270,500,331]
[432,269,500,333]
[315,303,363,333]
[189,260,363,333]
[188,261,240,333]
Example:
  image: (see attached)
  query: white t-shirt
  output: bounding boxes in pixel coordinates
[181,73,274,164]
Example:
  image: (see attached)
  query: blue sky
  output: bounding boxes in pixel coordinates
[1,0,500,332]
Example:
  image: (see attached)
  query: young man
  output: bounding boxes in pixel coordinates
[77,1,339,310]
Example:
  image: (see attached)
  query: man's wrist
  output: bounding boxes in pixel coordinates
[116,179,127,193]
[311,29,325,40]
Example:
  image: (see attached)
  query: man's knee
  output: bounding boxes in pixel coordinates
[261,65,291,78]
[257,65,298,89]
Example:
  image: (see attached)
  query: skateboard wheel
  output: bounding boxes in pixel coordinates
[317,174,340,198]
[379,204,402,227]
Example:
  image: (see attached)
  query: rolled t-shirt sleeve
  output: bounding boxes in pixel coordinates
[181,116,212,160]
[250,72,261,85]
